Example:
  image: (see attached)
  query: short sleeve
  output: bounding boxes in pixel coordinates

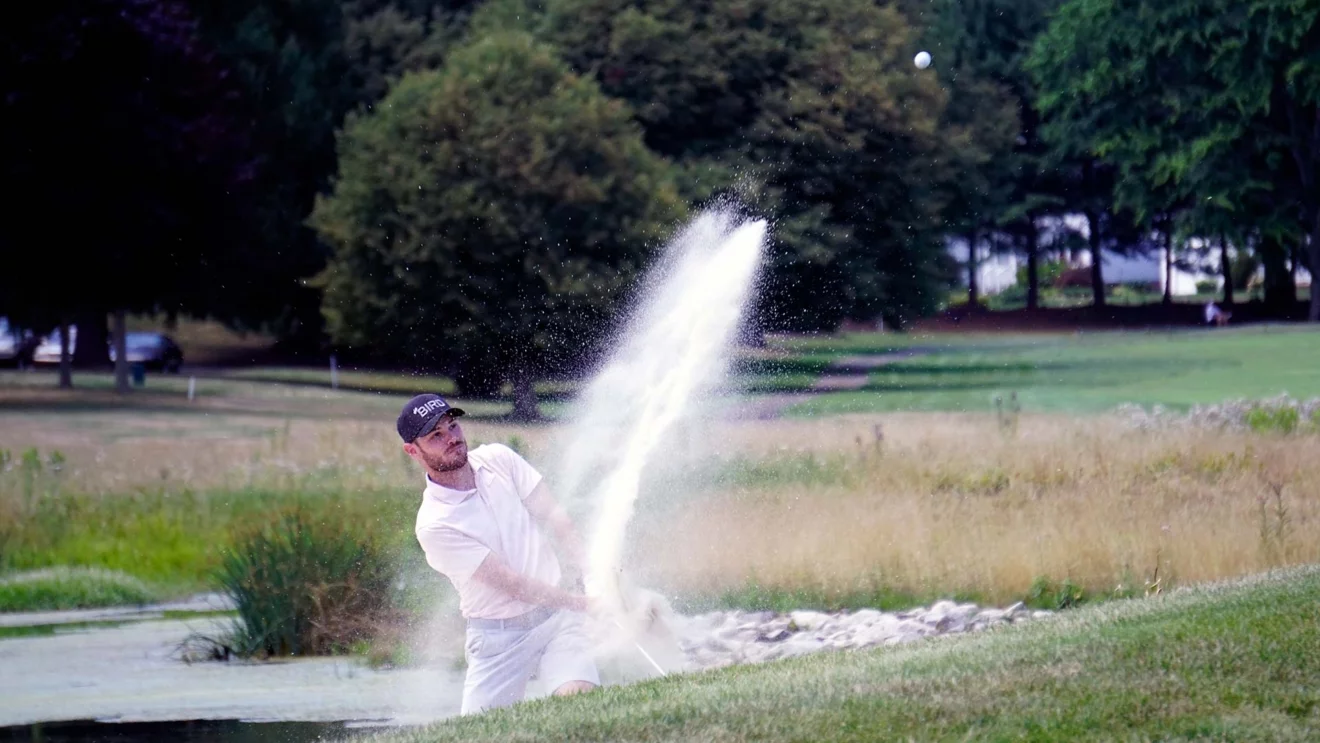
[494,444,544,500]
[416,524,490,583]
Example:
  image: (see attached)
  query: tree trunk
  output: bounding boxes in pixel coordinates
[1162,223,1174,307]
[1085,210,1105,308]
[453,364,502,399]
[58,322,73,389]
[72,309,109,369]
[1259,235,1294,317]
[1220,236,1235,308]
[510,371,539,421]
[1025,223,1040,311]
[966,230,980,307]
[1309,214,1320,322]
[113,309,129,394]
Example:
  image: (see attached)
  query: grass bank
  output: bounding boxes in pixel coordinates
[0,567,159,612]
[368,564,1320,742]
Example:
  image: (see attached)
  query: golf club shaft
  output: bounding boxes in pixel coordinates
[613,618,667,676]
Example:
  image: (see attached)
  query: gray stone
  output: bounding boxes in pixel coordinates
[788,610,830,631]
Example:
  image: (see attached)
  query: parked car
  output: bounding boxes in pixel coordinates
[32,327,184,373]
[0,317,39,367]
[113,332,184,373]
[31,326,75,366]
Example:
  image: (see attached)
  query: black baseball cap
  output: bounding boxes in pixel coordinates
[397,393,466,442]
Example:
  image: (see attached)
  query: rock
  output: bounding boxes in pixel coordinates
[703,635,735,653]
[849,609,885,626]
[925,600,958,621]
[788,610,830,631]
[897,618,930,635]
[674,597,1062,672]
[778,636,826,659]
[883,632,923,647]
[852,620,901,648]
[954,603,980,619]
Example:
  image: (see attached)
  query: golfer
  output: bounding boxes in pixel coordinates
[398,393,600,714]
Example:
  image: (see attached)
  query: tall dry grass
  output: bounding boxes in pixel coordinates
[3,403,1317,609]
[630,414,1320,606]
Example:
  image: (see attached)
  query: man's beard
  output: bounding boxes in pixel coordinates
[423,447,468,473]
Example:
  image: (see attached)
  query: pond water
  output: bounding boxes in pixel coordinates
[0,613,463,729]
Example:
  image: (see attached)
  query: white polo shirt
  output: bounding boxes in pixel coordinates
[414,443,562,619]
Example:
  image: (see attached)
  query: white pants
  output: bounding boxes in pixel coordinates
[461,608,600,715]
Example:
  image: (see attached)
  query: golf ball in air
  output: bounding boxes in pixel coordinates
[914,51,932,69]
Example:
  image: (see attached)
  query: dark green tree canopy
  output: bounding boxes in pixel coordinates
[1030,0,1320,319]
[309,32,684,400]
[528,0,963,329]
[1,0,260,334]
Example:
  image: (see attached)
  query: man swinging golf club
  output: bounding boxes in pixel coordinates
[399,393,600,714]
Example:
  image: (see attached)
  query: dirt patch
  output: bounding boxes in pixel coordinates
[723,349,932,417]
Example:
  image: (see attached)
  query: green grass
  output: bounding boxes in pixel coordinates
[0,369,516,420]
[368,565,1320,743]
[785,326,1320,415]
[216,367,458,395]
[0,567,160,612]
[0,483,418,594]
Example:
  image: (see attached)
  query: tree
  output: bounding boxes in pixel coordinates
[343,0,483,105]
[923,0,1067,311]
[1030,0,1320,320]
[1,0,260,388]
[185,0,487,347]
[532,0,959,330]
[309,32,684,418]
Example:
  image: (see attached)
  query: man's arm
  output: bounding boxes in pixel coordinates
[523,482,588,577]
[470,552,589,612]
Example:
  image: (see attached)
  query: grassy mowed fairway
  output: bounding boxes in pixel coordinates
[372,565,1320,743]
[779,325,1320,415]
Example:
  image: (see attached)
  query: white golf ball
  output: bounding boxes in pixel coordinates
[914,51,932,69]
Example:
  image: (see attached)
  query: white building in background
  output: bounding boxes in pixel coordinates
[1072,248,1209,295]
[947,214,1311,297]
[945,235,1019,295]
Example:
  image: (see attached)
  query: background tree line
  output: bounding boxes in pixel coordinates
[2,0,1316,407]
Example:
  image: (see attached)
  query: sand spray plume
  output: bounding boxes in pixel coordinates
[545,206,767,674]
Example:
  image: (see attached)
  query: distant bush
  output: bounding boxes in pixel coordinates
[1195,279,1218,294]
[213,508,398,658]
[0,567,158,611]
[1246,406,1301,435]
